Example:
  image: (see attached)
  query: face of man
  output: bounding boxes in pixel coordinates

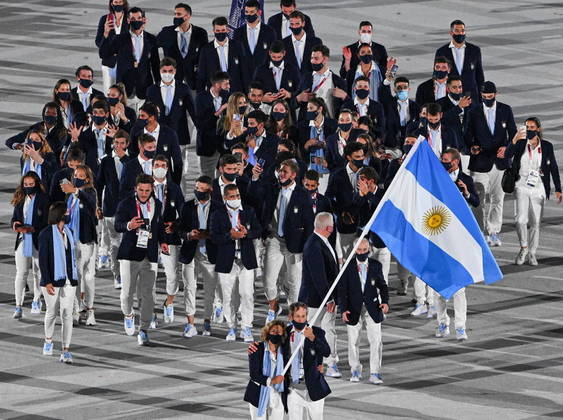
[113,136,128,152]
[248,89,264,104]
[347,149,365,164]
[303,178,319,192]
[195,181,212,194]
[136,182,153,202]
[174,7,191,23]
[450,24,466,38]
[310,51,326,68]
[441,153,459,172]
[224,188,241,201]
[427,113,442,125]
[448,80,463,94]
[153,160,167,172]
[434,62,449,73]
[356,239,369,255]
[161,65,176,76]
[77,69,93,82]
[270,50,285,62]
[278,165,296,184]
[290,307,307,324]
[289,17,304,35]
[141,141,156,157]
[222,163,239,177]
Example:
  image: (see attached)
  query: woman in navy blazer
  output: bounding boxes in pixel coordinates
[19,127,59,191]
[11,172,49,319]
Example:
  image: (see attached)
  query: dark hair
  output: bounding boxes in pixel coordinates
[211,71,230,85]
[359,21,372,29]
[153,154,169,166]
[289,301,307,315]
[75,65,94,78]
[280,0,295,6]
[74,164,96,191]
[41,101,66,138]
[434,56,452,67]
[108,0,130,14]
[224,183,239,196]
[160,57,177,68]
[174,3,192,14]
[312,44,330,58]
[11,172,45,206]
[140,102,159,118]
[308,97,328,118]
[450,19,465,30]
[358,166,379,182]
[48,202,68,225]
[66,146,85,163]
[357,43,372,55]
[304,169,319,182]
[525,117,542,138]
[195,175,213,186]
[446,75,462,85]
[52,79,71,103]
[109,83,127,105]
[92,100,109,114]
[247,109,268,124]
[135,173,154,186]
[114,129,130,142]
[248,81,265,93]
[220,154,239,167]
[354,76,371,87]
[443,147,461,162]
[212,16,228,27]
[344,141,365,157]
[128,6,145,17]
[278,139,296,154]
[270,40,285,53]
[426,103,442,116]
[288,10,305,22]
[231,142,248,153]
[394,76,410,86]
[245,0,261,10]
[138,133,156,146]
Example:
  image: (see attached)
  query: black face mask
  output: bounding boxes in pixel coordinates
[442,161,452,171]
[279,177,292,187]
[215,32,228,42]
[194,190,210,201]
[249,101,261,110]
[359,54,373,64]
[526,130,538,140]
[112,4,124,12]
[137,118,148,128]
[79,78,94,89]
[290,26,303,36]
[23,186,37,196]
[449,92,461,101]
[143,149,156,159]
[245,14,258,24]
[452,33,466,44]
[482,97,495,108]
[292,320,307,330]
[271,111,286,121]
[428,121,440,130]
[271,59,283,67]
[74,178,86,188]
[57,92,71,102]
[43,115,57,125]
[92,115,106,126]
[311,62,323,72]
[355,88,370,100]
[32,141,43,150]
[223,172,237,182]
[245,126,258,136]
[433,69,448,80]
[352,159,364,169]
[130,20,144,31]
[238,105,247,115]
[173,17,184,27]
[267,333,283,345]
[62,215,71,224]
[306,110,318,121]
[338,123,352,132]
[403,144,413,155]
[107,97,120,106]
[356,252,369,262]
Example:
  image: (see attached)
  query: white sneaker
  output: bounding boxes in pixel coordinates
[436,323,450,338]
[183,323,198,338]
[85,309,96,326]
[490,233,502,247]
[149,315,158,329]
[410,303,428,317]
[426,305,437,318]
[42,340,53,356]
[515,248,528,265]
[528,253,538,266]
[226,328,236,341]
[369,373,383,385]
[30,300,42,314]
[242,327,254,343]
[113,277,122,289]
[124,315,135,336]
[456,327,468,341]
[163,304,174,323]
[325,364,342,378]
[212,305,224,324]
[350,370,361,383]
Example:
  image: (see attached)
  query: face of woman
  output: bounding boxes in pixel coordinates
[236,97,247,107]
[23,177,36,188]
[108,88,121,99]
[273,103,287,114]
[74,169,88,182]
[57,83,71,93]
[269,324,284,336]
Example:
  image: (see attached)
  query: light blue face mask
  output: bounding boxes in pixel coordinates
[397,90,409,101]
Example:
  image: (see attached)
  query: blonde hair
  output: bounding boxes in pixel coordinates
[260,320,287,342]
[223,92,247,133]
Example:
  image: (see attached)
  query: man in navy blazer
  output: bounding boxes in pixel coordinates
[119,133,156,199]
[267,0,316,40]
[434,20,484,103]
[98,7,160,100]
[415,56,452,107]
[338,238,389,384]
[282,11,323,75]
[196,16,247,93]
[416,102,461,156]
[341,76,386,140]
[70,65,104,112]
[436,75,474,144]
[156,4,208,92]
[441,148,480,208]
[211,154,252,206]
[340,21,388,80]
[464,81,516,246]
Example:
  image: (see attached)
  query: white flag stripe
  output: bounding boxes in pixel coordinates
[388,168,485,283]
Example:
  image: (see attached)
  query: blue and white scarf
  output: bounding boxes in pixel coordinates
[258,342,285,417]
[66,194,80,243]
[52,225,78,282]
[23,195,35,257]
[22,158,42,180]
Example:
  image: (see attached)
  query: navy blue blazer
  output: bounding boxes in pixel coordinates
[114,196,164,262]
[12,191,50,252]
[145,81,195,146]
[95,14,130,68]
[156,24,209,90]
[352,189,386,248]
[118,158,146,200]
[338,258,389,325]
[227,132,279,174]
[325,166,358,234]
[267,12,316,40]
[194,90,226,157]
[210,204,262,273]
[380,93,420,148]
[67,188,98,244]
[157,181,185,246]
[177,199,219,265]
[341,98,386,139]
[210,175,251,206]
[505,139,562,199]
[38,225,78,287]
[464,102,517,172]
[96,153,133,217]
[456,171,480,208]
[233,23,276,89]
[296,72,347,120]
[247,182,314,253]
[63,125,116,175]
[415,78,437,107]
[297,118,337,162]
[20,153,58,191]
[252,61,302,95]
[98,30,160,99]
[437,95,474,145]
[339,41,388,80]
[196,39,247,93]
[299,233,339,308]
[417,124,462,153]
[70,86,105,112]
[435,42,484,102]
[6,122,67,158]
[282,33,323,74]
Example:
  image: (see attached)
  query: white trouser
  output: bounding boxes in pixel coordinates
[436,288,467,330]
[317,173,329,195]
[396,262,412,293]
[471,167,505,235]
[182,248,217,318]
[263,237,302,304]
[180,144,191,196]
[347,306,383,374]
[218,259,254,329]
[371,247,391,284]
[161,245,181,296]
[339,233,356,259]
[14,242,41,305]
[101,65,117,94]
[309,306,338,366]
[249,392,284,420]
[287,389,324,420]
[104,217,121,280]
[96,219,106,256]
[43,283,75,348]
[514,186,545,254]
[198,152,220,179]
[120,258,158,330]
[413,277,434,306]
[77,242,97,308]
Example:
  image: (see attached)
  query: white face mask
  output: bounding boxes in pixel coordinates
[160,72,175,84]
[226,199,241,209]
[153,167,167,179]
[360,33,372,44]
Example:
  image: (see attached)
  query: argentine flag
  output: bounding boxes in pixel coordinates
[369,139,503,299]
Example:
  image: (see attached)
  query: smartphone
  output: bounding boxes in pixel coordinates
[464,91,471,98]
[257,158,265,168]
[233,114,241,122]
[142,218,150,227]
[390,64,399,75]
[60,178,71,185]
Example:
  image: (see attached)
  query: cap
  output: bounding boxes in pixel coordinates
[481,81,497,94]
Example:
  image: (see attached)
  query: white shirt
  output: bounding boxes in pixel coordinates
[517,141,543,192]
[138,155,153,175]
[291,32,307,66]
[77,86,92,111]
[336,131,347,156]
[354,96,369,117]
[130,30,144,62]
[281,14,291,38]
[144,123,160,144]
[397,99,409,126]
[218,175,237,202]
[449,41,466,75]
[246,21,261,52]
[346,163,357,189]
[269,61,285,90]
[314,231,336,262]
[214,39,230,71]
[312,69,334,117]
[435,80,446,100]
[274,181,295,232]
[160,80,176,112]
[357,260,368,292]
[176,24,192,52]
[211,90,222,112]
[23,195,32,218]
[428,126,443,157]
[112,150,127,181]
[449,168,460,182]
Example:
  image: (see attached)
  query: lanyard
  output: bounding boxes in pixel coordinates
[527,144,542,169]
[136,199,151,218]
[312,74,329,93]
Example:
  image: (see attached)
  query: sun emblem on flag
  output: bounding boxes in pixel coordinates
[422,206,451,235]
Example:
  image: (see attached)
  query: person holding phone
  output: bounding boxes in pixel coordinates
[221,92,249,145]
[11,172,49,319]
[267,99,298,144]
[19,127,58,191]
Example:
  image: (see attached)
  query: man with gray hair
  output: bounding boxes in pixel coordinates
[299,212,341,378]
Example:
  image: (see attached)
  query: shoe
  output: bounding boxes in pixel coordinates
[490,233,502,247]
[124,315,135,336]
[85,309,96,326]
[202,320,211,336]
[137,330,149,346]
[13,306,22,320]
[266,309,276,324]
[528,253,538,266]
[369,373,383,385]
[183,323,198,338]
[97,255,110,270]
[242,327,254,343]
[212,305,224,324]
[42,340,53,356]
[226,328,237,341]
[149,314,158,329]
[456,327,468,341]
[114,276,122,289]
[350,370,361,383]
[426,305,437,318]
[30,300,42,314]
[515,248,529,265]
[325,364,342,378]
[72,311,80,326]
[436,323,450,338]
[410,303,428,317]
[485,235,492,246]
[163,304,174,323]
[59,351,73,364]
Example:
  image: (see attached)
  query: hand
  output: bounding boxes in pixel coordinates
[60,182,77,194]
[555,191,562,204]
[189,229,201,240]
[342,46,352,63]
[380,303,389,314]
[459,95,472,108]
[357,178,369,196]
[278,88,291,99]
[251,164,263,181]
[263,92,277,103]
[304,138,319,150]
[317,365,324,374]
[24,144,43,163]
[161,243,170,254]
[96,208,104,220]
[14,144,24,150]
[104,17,116,37]
[113,101,125,116]
[332,87,348,100]
[230,228,245,239]
[247,341,259,355]
[270,375,284,385]
[342,310,350,323]
[456,179,469,196]
[296,89,315,104]
[128,216,145,230]
[12,221,21,232]
[214,103,228,116]
[326,301,336,313]
[69,122,83,141]
[512,128,526,144]
[303,326,315,341]
[470,145,481,155]
[164,221,174,234]
[106,125,118,139]
[46,283,56,295]
[246,135,257,149]
[237,224,248,237]
[496,146,506,159]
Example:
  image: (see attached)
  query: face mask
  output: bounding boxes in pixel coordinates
[267,333,283,345]
[245,126,258,136]
[215,32,228,42]
[233,105,245,116]
[143,149,156,159]
[526,130,538,140]
[428,121,440,130]
[359,32,372,44]
[311,62,323,72]
[292,320,307,330]
[290,26,303,36]
[92,115,106,126]
[355,88,370,100]
[220,89,230,99]
[173,17,184,27]
[137,118,148,128]
[153,167,167,179]
[396,90,409,101]
[245,14,258,23]
[112,4,124,12]
[32,141,43,150]
[433,69,448,80]
[359,54,373,64]
[107,97,120,106]
[62,215,71,224]
[338,122,352,132]
[482,97,495,107]
[271,59,283,67]
[226,199,241,209]
[356,252,369,262]
[403,144,413,155]
[308,188,318,195]
[249,101,261,110]
[74,178,86,188]
[194,190,210,201]
[449,92,461,101]
[23,186,37,196]
[279,177,292,187]
[223,172,237,182]
[452,33,466,44]
[160,72,175,84]
[352,159,364,169]
[442,161,452,171]
[79,78,94,89]
[43,115,57,125]
[271,111,286,121]
[57,91,71,102]
[130,20,144,31]
[306,110,318,121]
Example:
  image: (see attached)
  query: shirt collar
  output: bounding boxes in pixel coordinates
[219,176,236,187]
[281,181,296,193]
[448,40,466,49]
[354,96,368,106]
[270,61,285,70]
[138,155,152,166]
[449,168,460,181]
[112,150,129,158]
[144,123,160,136]
[483,101,497,113]
[247,21,261,31]
[154,178,167,186]
[175,24,192,34]
[78,86,93,96]
[309,116,325,128]
[291,32,306,43]
[130,30,144,39]
[214,38,229,48]
[448,94,460,105]
[160,80,176,88]
[346,163,356,177]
